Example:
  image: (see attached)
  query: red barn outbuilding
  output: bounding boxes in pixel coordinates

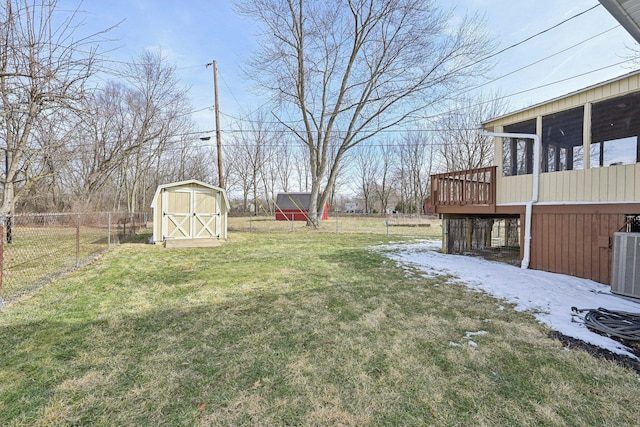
[275,192,329,221]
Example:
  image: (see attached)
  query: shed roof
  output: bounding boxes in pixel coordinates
[275,193,316,210]
[150,179,229,210]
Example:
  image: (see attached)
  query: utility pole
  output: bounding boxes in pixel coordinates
[206,60,224,188]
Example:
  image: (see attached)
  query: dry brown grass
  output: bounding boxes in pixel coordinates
[1,231,639,426]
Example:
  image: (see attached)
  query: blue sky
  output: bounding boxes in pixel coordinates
[66,0,637,135]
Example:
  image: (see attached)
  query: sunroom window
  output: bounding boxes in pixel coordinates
[590,136,638,167]
[502,119,536,176]
[591,92,640,167]
[542,106,584,172]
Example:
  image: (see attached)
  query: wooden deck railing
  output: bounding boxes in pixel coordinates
[430,166,496,214]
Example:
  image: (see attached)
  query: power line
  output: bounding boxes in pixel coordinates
[27,57,639,153]
[481,4,602,62]
[418,57,638,122]
[453,25,619,98]
[39,3,627,151]
[74,2,614,138]
[209,4,614,129]
[208,56,637,135]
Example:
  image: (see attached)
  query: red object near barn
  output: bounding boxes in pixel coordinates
[423,196,433,215]
[275,192,329,221]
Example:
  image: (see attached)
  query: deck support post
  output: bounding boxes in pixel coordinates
[466,218,473,251]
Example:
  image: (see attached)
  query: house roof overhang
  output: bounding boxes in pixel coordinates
[482,69,640,127]
[599,0,640,44]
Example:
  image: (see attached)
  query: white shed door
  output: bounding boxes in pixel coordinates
[162,187,220,240]
[193,188,220,238]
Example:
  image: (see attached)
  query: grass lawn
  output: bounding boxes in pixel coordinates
[1,231,639,426]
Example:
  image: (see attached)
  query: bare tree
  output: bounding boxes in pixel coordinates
[238,0,494,226]
[396,132,435,214]
[162,137,213,183]
[436,92,508,172]
[351,143,380,213]
[13,107,78,212]
[0,0,113,214]
[68,81,130,207]
[291,146,310,192]
[68,50,191,213]
[120,49,192,214]
[228,110,280,214]
[376,138,397,214]
[275,138,294,193]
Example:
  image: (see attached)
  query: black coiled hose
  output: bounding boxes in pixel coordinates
[572,307,640,341]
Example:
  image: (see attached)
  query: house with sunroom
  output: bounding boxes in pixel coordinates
[431,70,640,286]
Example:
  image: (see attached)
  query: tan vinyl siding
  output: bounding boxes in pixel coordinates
[497,164,639,205]
[496,175,532,204]
[626,166,637,200]
[636,164,640,200]
[168,190,190,213]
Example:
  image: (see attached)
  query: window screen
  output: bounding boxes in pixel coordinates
[502,119,536,176]
[591,92,640,167]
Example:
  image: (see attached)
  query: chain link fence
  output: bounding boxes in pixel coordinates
[228,213,442,238]
[0,212,439,305]
[0,212,147,304]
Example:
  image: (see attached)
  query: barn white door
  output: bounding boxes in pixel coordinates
[192,188,220,238]
[162,187,193,240]
[162,187,220,240]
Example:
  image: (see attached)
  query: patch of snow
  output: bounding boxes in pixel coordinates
[464,330,488,348]
[378,240,640,360]
[465,330,488,339]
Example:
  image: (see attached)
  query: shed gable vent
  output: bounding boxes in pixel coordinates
[611,232,640,298]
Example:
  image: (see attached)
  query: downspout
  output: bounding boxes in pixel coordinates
[480,131,541,269]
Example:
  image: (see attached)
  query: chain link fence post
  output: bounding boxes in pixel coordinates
[0,214,4,307]
[385,214,389,236]
[6,212,11,244]
[76,214,81,268]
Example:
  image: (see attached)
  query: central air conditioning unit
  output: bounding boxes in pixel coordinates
[611,232,640,298]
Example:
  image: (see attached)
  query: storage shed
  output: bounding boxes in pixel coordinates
[150,180,229,247]
[275,192,329,221]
